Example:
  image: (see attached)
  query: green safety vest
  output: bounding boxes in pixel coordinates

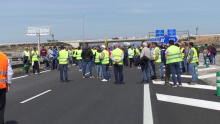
[59,50,68,64]
[31,51,39,61]
[95,52,101,63]
[92,49,97,56]
[188,47,199,63]
[166,45,182,64]
[76,50,82,60]
[135,48,140,56]
[24,51,30,60]
[73,49,77,57]
[101,50,109,64]
[181,47,185,59]
[112,48,123,65]
[153,47,161,63]
[128,48,134,58]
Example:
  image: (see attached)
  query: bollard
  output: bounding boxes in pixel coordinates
[195,64,198,81]
[206,57,209,68]
[216,72,220,96]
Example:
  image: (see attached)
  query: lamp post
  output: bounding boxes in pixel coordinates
[83,11,85,48]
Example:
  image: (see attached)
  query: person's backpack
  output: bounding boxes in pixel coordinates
[212,49,216,55]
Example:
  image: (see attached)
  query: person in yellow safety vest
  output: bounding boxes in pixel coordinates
[110,44,124,84]
[92,46,97,67]
[76,46,83,71]
[53,46,72,82]
[180,43,185,74]
[0,51,14,124]
[65,46,68,51]
[151,42,162,81]
[73,48,77,66]
[94,45,103,79]
[22,47,31,75]
[128,46,134,69]
[165,40,182,87]
[30,47,40,75]
[68,47,73,66]
[100,45,111,81]
[188,42,199,85]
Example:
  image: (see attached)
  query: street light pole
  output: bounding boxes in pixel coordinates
[83,11,85,48]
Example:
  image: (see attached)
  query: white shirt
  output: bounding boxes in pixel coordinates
[7,58,14,84]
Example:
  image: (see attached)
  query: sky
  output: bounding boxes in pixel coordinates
[0,0,220,43]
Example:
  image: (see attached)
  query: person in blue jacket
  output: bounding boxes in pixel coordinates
[160,45,166,78]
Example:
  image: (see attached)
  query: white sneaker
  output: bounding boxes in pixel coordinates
[102,79,108,82]
[79,69,82,71]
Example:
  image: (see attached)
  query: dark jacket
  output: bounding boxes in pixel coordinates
[161,49,166,64]
[81,47,93,62]
[95,49,102,65]
[124,48,128,56]
[135,55,150,69]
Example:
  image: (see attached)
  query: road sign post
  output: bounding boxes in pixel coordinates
[216,72,220,96]
[159,37,178,44]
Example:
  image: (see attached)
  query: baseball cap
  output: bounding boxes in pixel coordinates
[101,45,106,48]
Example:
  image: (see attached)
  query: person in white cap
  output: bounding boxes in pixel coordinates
[100,45,111,81]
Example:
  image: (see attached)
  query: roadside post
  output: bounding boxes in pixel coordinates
[216,71,220,96]
[195,64,198,81]
[206,57,209,68]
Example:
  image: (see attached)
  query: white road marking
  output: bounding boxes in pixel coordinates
[152,81,216,90]
[156,93,220,111]
[198,67,216,71]
[198,64,212,67]
[20,90,52,103]
[85,72,90,75]
[143,84,154,124]
[178,73,216,79]
[13,70,51,80]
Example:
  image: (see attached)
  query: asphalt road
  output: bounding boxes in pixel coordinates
[4,65,220,124]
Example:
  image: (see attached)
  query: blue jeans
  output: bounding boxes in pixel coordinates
[83,61,92,76]
[54,59,58,70]
[42,56,48,69]
[169,62,181,84]
[209,56,213,64]
[59,64,68,81]
[124,56,128,66]
[203,56,206,64]
[181,61,185,73]
[184,58,188,73]
[142,61,150,83]
[92,58,95,67]
[49,57,54,69]
[113,64,123,84]
[102,64,111,80]
[212,55,216,64]
[78,59,83,69]
[96,64,103,77]
[189,63,197,83]
[150,61,156,78]
[160,63,164,78]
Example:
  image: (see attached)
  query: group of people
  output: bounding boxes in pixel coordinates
[202,44,217,65]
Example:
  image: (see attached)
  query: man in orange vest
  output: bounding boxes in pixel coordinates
[0,51,14,124]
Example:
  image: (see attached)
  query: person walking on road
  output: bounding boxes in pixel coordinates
[128,46,134,69]
[81,43,95,78]
[211,44,217,64]
[0,51,14,124]
[48,47,54,70]
[68,47,73,66]
[94,46,103,79]
[31,47,40,75]
[76,47,83,71]
[22,47,31,75]
[183,42,190,75]
[165,40,182,87]
[53,46,58,70]
[100,45,111,81]
[188,42,199,85]
[203,47,208,65]
[111,44,124,84]
[123,45,128,66]
[140,42,151,84]
[92,46,97,68]
[180,43,185,74]
[160,45,165,78]
[40,46,48,70]
[152,42,161,81]
[53,46,71,82]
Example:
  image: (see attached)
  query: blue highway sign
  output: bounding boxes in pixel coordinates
[159,37,178,44]
[151,38,155,41]
[155,38,159,41]
[167,29,176,36]
[156,30,164,37]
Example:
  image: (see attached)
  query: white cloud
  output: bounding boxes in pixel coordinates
[125,8,150,14]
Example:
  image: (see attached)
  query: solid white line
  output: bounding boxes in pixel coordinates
[143,84,154,124]
[156,93,220,111]
[152,81,216,90]
[198,67,216,71]
[178,73,216,79]
[20,90,52,103]
[13,70,51,80]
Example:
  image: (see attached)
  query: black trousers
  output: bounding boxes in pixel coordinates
[33,61,40,74]
[0,88,6,124]
[113,64,124,84]
[129,58,133,68]
[109,59,113,66]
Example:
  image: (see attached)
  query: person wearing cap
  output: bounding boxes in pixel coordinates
[203,46,208,65]
[30,47,40,74]
[81,43,95,78]
[111,44,124,84]
[100,45,111,81]
[76,46,83,71]
[22,46,31,75]
[53,46,72,82]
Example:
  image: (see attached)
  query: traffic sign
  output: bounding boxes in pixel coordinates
[167,29,176,36]
[159,37,178,44]
[155,38,159,41]
[151,38,155,41]
[156,30,164,37]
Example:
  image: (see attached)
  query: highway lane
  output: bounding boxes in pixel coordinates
[4,65,220,124]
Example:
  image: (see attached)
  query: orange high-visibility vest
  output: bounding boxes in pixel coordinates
[0,52,8,89]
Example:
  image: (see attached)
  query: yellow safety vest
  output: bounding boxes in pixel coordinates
[95,52,101,63]
[135,48,140,56]
[76,50,82,60]
[92,49,97,56]
[31,51,39,61]
[24,51,30,60]
[153,47,161,63]
[101,50,109,64]
[128,48,134,58]
[166,45,182,64]
[181,47,185,59]
[188,47,199,63]
[112,48,123,65]
[59,50,68,64]
[73,49,77,57]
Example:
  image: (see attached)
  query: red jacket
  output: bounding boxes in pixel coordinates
[107,48,111,58]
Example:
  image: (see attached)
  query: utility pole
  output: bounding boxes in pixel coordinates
[83,11,85,48]
[196,27,198,35]
[187,30,189,43]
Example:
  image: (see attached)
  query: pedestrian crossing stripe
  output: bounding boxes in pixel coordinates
[180,73,216,79]
[156,93,220,111]
[152,81,216,90]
